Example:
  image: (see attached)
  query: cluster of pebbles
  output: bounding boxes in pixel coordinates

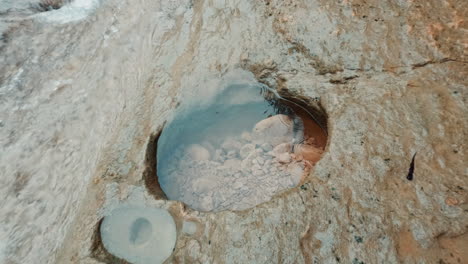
[162,114,323,211]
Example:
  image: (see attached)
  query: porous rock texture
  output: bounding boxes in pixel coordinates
[0,0,467,263]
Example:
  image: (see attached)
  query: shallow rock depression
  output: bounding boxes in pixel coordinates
[157,80,327,211]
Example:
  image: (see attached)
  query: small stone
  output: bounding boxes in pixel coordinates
[241,131,252,141]
[192,177,218,193]
[277,153,291,163]
[221,138,242,151]
[240,144,256,159]
[186,144,211,161]
[252,114,296,146]
[224,159,241,169]
[294,144,323,163]
[288,162,304,184]
[306,137,317,145]
[209,161,222,166]
[445,197,459,206]
[226,150,237,159]
[213,149,224,161]
[201,142,215,155]
[252,169,264,176]
[273,143,291,156]
[256,156,265,165]
[261,143,273,151]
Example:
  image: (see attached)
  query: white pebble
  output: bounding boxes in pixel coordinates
[288,163,304,185]
[261,143,273,151]
[186,144,211,161]
[227,150,237,159]
[241,131,252,141]
[276,153,291,163]
[213,149,225,161]
[272,143,291,156]
[251,115,295,146]
[240,144,255,159]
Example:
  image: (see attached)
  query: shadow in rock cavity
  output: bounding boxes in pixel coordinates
[157,73,327,212]
[91,219,130,264]
[143,130,167,200]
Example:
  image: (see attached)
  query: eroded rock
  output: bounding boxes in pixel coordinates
[0,0,466,263]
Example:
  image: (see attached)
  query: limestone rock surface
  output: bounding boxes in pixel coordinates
[0,0,466,263]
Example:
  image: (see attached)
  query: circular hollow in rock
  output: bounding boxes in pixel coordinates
[129,218,153,246]
[100,207,176,264]
[157,83,327,212]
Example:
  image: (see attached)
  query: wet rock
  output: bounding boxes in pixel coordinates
[192,177,218,193]
[240,144,256,159]
[186,144,211,161]
[213,149,225,162]
[221,138,243,151]
[294,144,323,163]
[256,156,265,165]
[182,221,198,235]
[287,163,305,184]
[272,143,292,156]
[226,150,237,159]
[241,131,252,141]
[199,196,214,211]
[276,153,292,163]
[252,114,296,146]
[223,159,241,169]
[261,143,273,152]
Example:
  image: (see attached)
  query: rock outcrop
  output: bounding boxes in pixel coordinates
[0,0,466,263]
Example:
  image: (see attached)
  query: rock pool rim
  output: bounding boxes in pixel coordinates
[275,88,328,135]
[97,207,177,264]
[150,90,329,213]
[90,218,131,264]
